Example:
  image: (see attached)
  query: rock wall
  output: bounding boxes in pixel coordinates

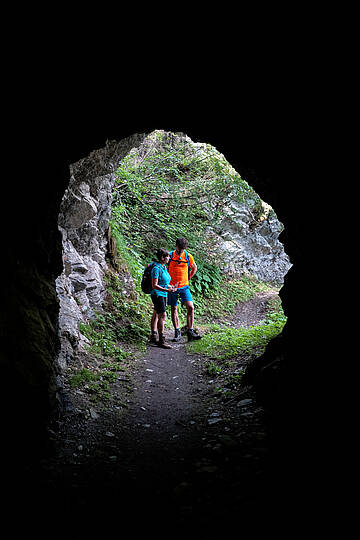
[1,194,64,459]
[187,133,291,284]
[56,135,145,368]
[208,199,291,283]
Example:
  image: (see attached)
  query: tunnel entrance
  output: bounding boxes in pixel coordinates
[3,129,294,530]
[55,129,291,381]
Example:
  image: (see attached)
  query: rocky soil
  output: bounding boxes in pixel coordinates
[19,292,281,534]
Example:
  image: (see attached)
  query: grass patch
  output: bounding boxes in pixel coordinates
[69,366,126,402]
[187,308,287,360]
[193,275,275,323]
[70,368,98,388]
[79,320,132,362]
[168,275,275,331]
[69,357,131,403]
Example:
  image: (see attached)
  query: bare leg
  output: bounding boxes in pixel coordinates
[151,309,158,332]
[157,312,172,348]
[157,312,166,334]
[184,301,194,330]
[171,305,179,330]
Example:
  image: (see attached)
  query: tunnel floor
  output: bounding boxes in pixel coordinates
[14,291,286,533]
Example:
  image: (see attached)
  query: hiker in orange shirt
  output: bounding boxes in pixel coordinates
[167,237,202,342]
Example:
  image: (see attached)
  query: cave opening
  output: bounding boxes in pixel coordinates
[48,130,291,518]
[47,131,294,527]
[55,129,291,406]
[1,126,303,531]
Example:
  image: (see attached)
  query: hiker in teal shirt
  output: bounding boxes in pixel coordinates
[150,248,177,349]
[151,262,171,297]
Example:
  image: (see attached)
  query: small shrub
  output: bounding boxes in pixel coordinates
[206,361,223,376]
[70,368,99,388]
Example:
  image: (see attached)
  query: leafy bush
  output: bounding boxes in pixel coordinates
[190,261,221,296]
[111,132,260,266]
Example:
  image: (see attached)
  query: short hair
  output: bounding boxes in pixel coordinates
[157,248,170,260]
[175,237,188,249]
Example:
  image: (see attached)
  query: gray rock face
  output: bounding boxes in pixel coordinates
[208,199,291,283]
[164,131,291,284]
[56,135,146,368]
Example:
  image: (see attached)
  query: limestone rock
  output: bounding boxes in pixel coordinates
[209,199,291,283]
[56,137,145,368]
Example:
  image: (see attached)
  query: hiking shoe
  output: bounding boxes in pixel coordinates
[187,328,202,341]
[158,342,172,349]
[157,335,172,349]
[149,333,158,344]
[172,329,181,342]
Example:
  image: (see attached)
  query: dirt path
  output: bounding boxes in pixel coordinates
[212,290,279,329]
[25,291,280,532]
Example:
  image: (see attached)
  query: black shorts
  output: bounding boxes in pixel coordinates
[151,294,167,314]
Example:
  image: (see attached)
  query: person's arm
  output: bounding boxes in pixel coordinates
[189,262,197,279]
[152,278,176,292]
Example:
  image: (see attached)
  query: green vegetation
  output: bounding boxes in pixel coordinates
[73,270,151,401]
[195,274,274,323]
[74,131,287,402]
[111,131,263,263]
[69,362,127,402]
[109,131,279,330]
[103,272,150,345]
[189,296,286,398]
[79,319,131,362]
[187,306,287,360]
[78,269,151,361]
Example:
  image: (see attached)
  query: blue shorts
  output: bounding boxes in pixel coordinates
[167,285,193,307]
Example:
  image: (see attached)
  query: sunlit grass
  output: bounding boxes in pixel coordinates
[187,309,287,360]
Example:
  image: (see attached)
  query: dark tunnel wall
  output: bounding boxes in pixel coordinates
[0,91,319,515]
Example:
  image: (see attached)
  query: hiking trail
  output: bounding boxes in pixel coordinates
[26,291,279,531]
